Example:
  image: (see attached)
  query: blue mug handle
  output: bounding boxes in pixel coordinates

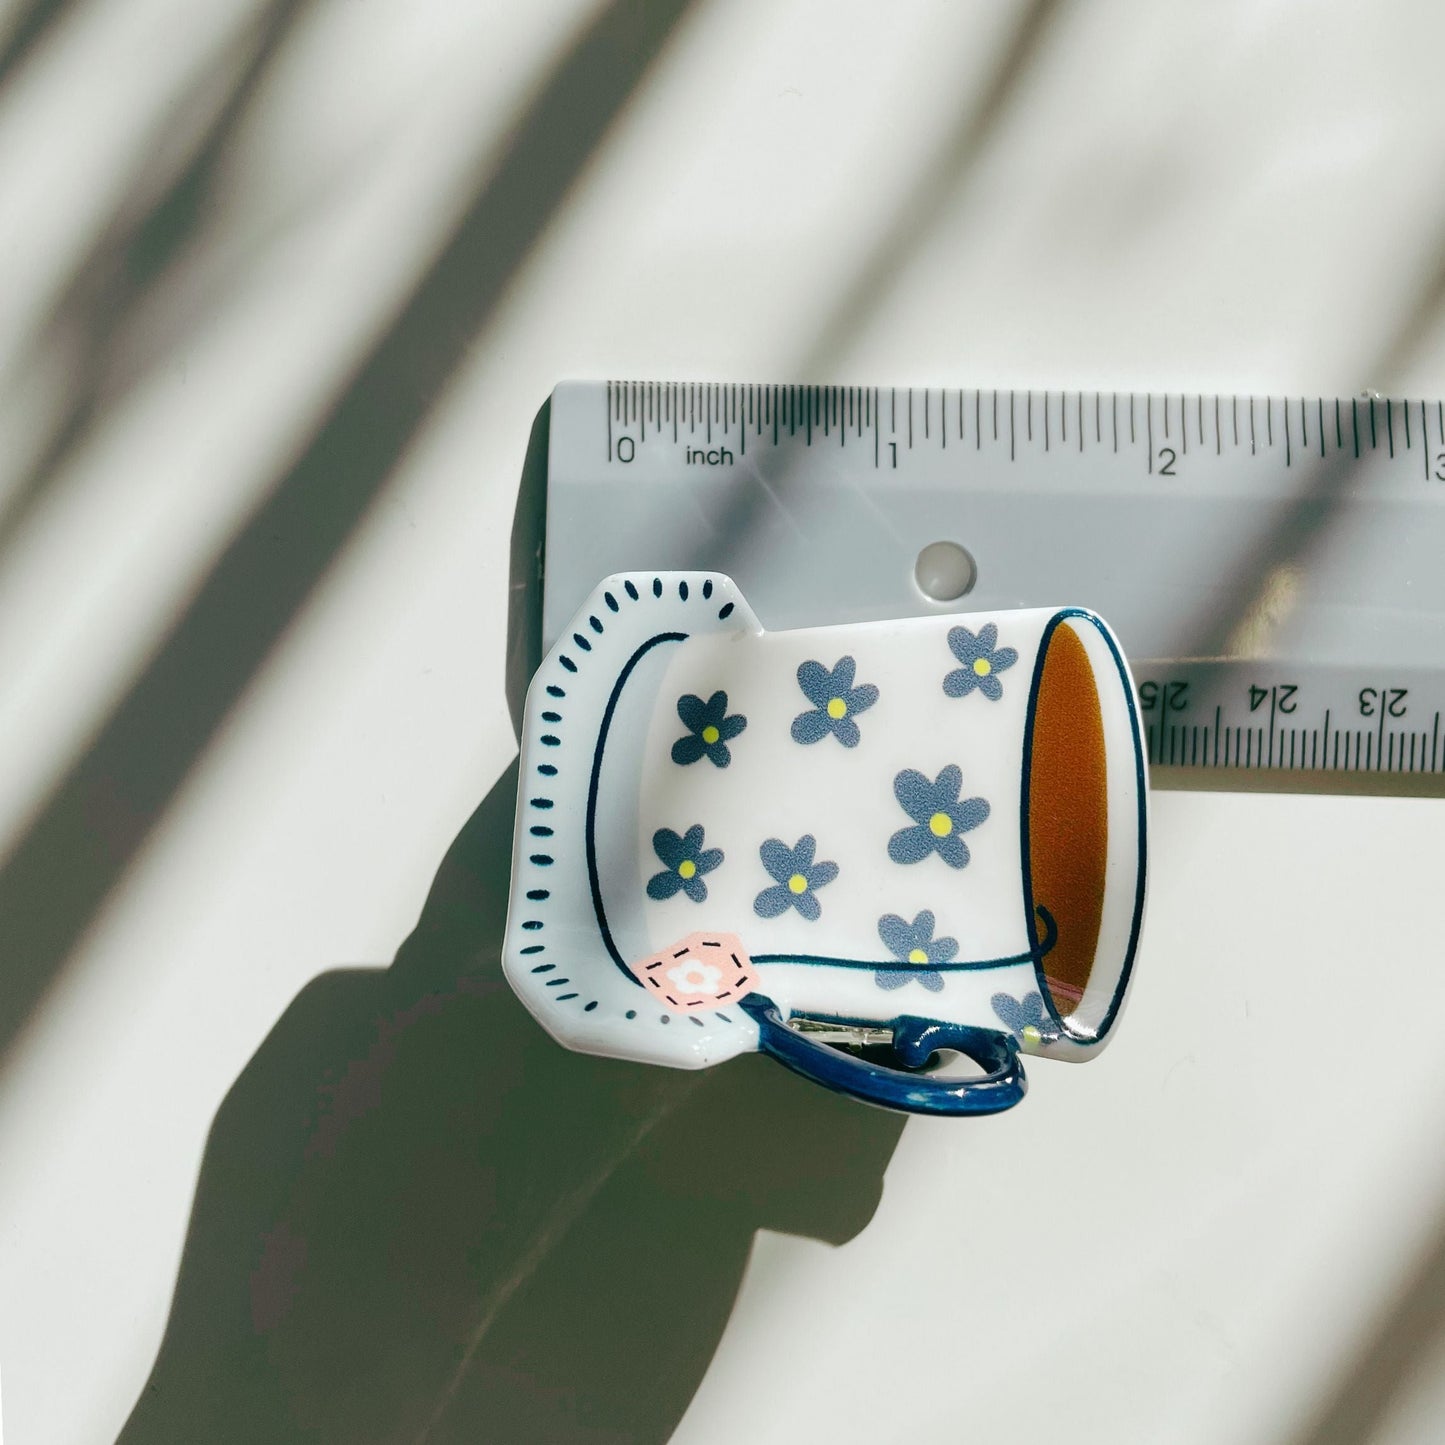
[737,994,1027,1116]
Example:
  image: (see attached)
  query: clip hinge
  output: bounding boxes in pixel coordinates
[784,1015,895,1048]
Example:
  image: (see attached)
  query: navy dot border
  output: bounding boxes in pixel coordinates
[514,575,745,1030]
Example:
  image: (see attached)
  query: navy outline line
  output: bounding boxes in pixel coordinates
[585,629,689,979]
[752,905,1056,973]
[1018,609,1147,1045]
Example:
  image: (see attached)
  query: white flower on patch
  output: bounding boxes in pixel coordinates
[666,957,723,996]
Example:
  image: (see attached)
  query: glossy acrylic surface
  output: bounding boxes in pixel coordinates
[503,572,1148,1112]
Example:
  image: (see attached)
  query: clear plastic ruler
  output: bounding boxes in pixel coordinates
[541,381,1445,793]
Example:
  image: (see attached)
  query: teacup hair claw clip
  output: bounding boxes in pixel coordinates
[504,573,1148,1116]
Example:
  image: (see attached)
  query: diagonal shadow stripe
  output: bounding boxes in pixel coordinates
[688,0,1445,732]
[0,0,698,1062]
[1282,1195,1445,1445]
[1260,256,1445,1433]
[0,0,71,88]
[1182,241,1445,665]
[681,0,1064,573]
[795,0,1061,383]
[0,0,313,557]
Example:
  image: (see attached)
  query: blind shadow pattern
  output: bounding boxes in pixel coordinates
[0,0,314,562]
[9,0,1445,1435]
[0,0,72,87]
[0,0,697,1061]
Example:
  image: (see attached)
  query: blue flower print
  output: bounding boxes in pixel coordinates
[944,623,1018,701]
[875,910,957,992]
[991,991,1062,1046]
[888,765,990,869]
[671,691,747,768]
[646,825,724,902]
[753,835,839,921]
[791,656,879,749]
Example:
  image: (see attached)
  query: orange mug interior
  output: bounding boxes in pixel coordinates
[1023,619,1111,1037]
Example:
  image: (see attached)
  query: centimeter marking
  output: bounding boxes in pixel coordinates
[604,381,1445,479]
[1139,700,1443,776]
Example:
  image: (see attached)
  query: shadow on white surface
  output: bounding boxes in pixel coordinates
[1285,1213,1445,1445]
[111,399,905,1441]
[0,0,312,562]
[5,2,1445,1440]
[0,0,72,88]
[116,752,904,1443]
[0,0,697,1066]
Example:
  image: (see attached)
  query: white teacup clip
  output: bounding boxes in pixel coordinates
[503,572,1148,1115]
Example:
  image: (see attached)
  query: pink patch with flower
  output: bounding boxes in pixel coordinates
[627,932,758,1011]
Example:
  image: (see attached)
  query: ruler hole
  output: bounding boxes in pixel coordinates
[914,541,976,603]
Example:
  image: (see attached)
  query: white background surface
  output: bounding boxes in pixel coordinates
[2,1,1445,1442]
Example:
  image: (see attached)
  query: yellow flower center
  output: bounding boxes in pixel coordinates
[787,873,809,894]
[908,947,929,965]
[826,697,847,720]
[928,812,953,837]
[973,657,992,676]
[678,859,697,879]
[701,725,720,744]
[1021,1024,1041,1046]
